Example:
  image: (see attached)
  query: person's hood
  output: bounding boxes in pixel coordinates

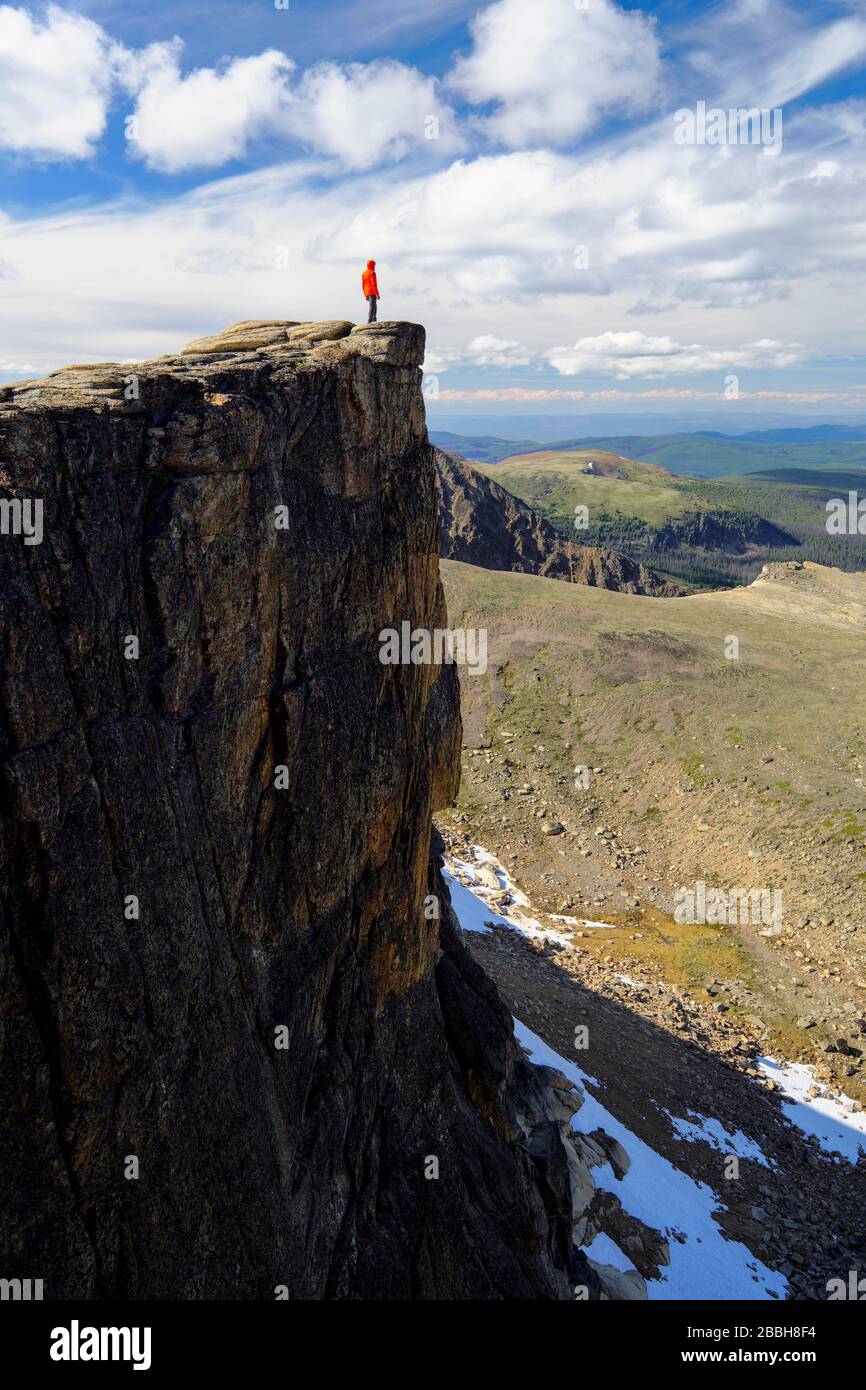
[366,260,376,267]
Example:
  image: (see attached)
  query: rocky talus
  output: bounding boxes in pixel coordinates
[435,449,682,595]
[0,319,661,1299]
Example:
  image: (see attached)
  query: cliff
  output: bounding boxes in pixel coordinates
[0,319,661,1299]
[435,449,683,595]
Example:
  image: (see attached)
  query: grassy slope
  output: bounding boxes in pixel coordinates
[441,558,866,1082]
[442,557,866,839]
[476,449,706,527]
[537,435,866,479]
[475,449,866,585]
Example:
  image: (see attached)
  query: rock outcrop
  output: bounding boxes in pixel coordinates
[0,319,658,1299]
[435,449,683,596]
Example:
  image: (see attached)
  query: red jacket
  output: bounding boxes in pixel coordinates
[362,261,379,298]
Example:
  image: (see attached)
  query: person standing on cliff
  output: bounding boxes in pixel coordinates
[361,259,380,322]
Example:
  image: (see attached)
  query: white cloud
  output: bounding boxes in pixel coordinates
[122,47,462,174]
[465,334,531,367]
[315,149,597,299]
[439,387,588,401]
[124,48,294,173]
[765,17,866,107]
[285,60,461,170]
[449,0,661,148]
[0,8,460,173]
[427,334,532,371]
[808,99,866,146]
[545,331,806,379]
[1,110,859,380]
[0,3,117,157]
[429,329,810,382]
[318,114,866,315]
[0,359,44,374]
[437,385,865,403]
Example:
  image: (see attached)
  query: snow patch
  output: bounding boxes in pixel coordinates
[756,1056,866,1163]
[582,1232,634,1273]
[664,1108,775,1169]
[444,844,616,944]
[515,1021,787,1302]
[444,847,571,944]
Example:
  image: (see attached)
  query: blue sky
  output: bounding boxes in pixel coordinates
[2,0,866,417]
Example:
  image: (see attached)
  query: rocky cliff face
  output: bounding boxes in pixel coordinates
[0,319,660,1299]
[436,449,682,596]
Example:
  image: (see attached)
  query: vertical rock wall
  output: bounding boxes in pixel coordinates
[0,320,643,1299]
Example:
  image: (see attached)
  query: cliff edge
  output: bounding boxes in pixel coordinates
[0,319,661,1298]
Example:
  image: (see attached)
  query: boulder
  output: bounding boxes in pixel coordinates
[180,320,303,353]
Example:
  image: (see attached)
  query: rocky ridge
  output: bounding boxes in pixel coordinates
[435,449,683,595]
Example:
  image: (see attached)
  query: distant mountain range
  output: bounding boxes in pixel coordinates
[427,413,866,442]
[430,425,866,478]
[705,425,866,444]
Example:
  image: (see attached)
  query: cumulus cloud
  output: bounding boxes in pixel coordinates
[122,49,460,174]
[0,7,460,172]
[1,0,865,394]
[123,48,295,173]
[545,332,806,379]
[429,330,812,384]
[466,334,531,367]
[284,60,461,170]
[427,334,532,372]
[316,150,598,299]
[0,3,117,157]
[322,80,866,316]
[449,0,662,147]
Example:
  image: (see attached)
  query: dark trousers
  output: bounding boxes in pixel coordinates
[367,296,378,323]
